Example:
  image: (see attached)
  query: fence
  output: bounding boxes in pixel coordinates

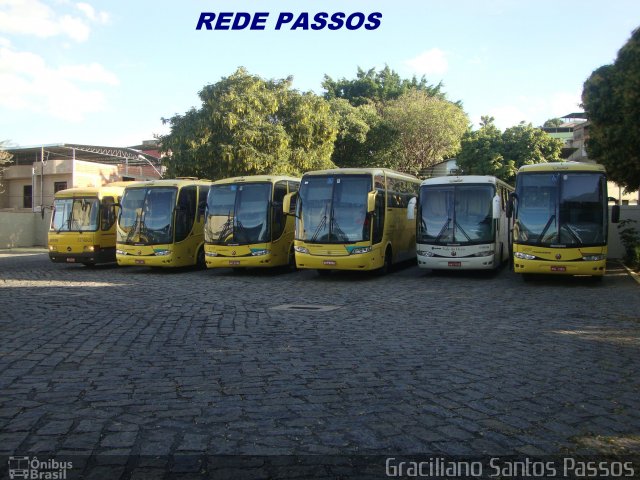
[0,210,52,249]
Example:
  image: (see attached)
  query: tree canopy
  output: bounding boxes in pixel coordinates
[322,66,447,107]
[457,119,563,184]
[322,66,466,174]
[582,26,640,191]
[384,90,469,175]
[0,140,12,190]
[543,118,564,128]
[159,68,338,179]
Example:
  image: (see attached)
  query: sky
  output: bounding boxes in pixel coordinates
[1,0,639,148]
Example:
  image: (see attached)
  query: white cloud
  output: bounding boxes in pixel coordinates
[0,43,119,121]
[405,48,449,76]
[76,2,109,24]
[0,0,108,42]
[475,91,583,130]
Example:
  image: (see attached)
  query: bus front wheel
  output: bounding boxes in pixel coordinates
[378,247,392,275]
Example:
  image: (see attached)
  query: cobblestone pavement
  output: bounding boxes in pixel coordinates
[0,251,639,478]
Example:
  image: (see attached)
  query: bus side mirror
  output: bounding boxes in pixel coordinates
[367,191,377,213]
[506,193,516,219]
[407,197,417,220]
[611,204,620,224]
[492,194,501,220]
[283,192,297,215]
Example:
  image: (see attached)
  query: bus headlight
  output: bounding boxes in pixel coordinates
[251,249,270,256]
[205,251,218,257]
[154,250,171,256]
[116,249,127,255]
[49,245,57,252]
[515,252,536,260]
[294,246,309,254]
[582,254,605,262]
[83,245,96,252]
[349,246,371,255]
[416,250,434,256]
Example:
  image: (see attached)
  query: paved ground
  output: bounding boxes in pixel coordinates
[0,250,639,478]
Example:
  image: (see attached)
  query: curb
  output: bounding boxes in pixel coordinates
[620,262,640,286]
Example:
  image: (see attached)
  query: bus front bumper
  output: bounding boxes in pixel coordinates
[49,247,115,265]
[513,258,606,276]
[295,251,383,271]
[417,254,495,270]
[205,253,278,269]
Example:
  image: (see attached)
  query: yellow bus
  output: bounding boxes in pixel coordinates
[116,178,212,268]
[204,175,300,269]
[510,162,619,278]
[289,168,421,274]
[48,183,128,266]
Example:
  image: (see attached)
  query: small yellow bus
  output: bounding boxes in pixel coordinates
[510,162,618,278]
[289,168,421,274]
[204,175,300,269]
[48,183,127,265]
[116,178,212,268]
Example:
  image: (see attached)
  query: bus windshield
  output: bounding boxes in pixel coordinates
[118,187,177,245]
[51,197,100,232]
[297,175,371,244]
[419,185,494,244]
[205,183,271,245]
[514,172,606,246]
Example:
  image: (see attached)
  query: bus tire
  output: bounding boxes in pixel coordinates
[196,246,206,269]
[378,247,392,275]
[287,245,297,272]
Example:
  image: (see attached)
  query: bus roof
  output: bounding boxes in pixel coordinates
[122,178,213,189]
[302,168,420,182]
[517,162,606,174]
[213,175,300,185]
[53,183,128,199]
[420,175,513,188]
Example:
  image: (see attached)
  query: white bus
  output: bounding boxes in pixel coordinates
[412,175,514,270]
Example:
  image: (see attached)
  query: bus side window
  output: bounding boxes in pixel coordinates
[175,186,197,242]
[272,181,288,240]
[101,196,115,231]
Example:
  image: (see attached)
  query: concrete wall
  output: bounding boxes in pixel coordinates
[0,210,52,248]
[608,205,640,259]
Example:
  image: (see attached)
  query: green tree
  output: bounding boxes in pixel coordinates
[582,27,640,191]
[456,119,510,179]
[322,66,446,107]
[159,68,338,179]
[502,122,563,182]
[0,140,13,191]
[383,90,469,175]
[543,118,564,128]
[323,66,453,170]
[457,120,563,183]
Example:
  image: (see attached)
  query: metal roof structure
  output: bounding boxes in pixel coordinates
[4,143,162,176]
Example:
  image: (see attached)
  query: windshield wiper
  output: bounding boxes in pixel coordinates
[311,204,328,242]
[454,221,471,241]
[538,214,556,244]
[435,218,451,243]
[217,210,234,242]
[329,208,347,242]
[125,210,142,244]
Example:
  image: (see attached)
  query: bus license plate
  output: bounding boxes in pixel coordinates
[448,261,461,267]
[323,260,336,266]
[551,266,566,272]
[135,259,145,265]
[66,258,75,263]
[229,260,240,265]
